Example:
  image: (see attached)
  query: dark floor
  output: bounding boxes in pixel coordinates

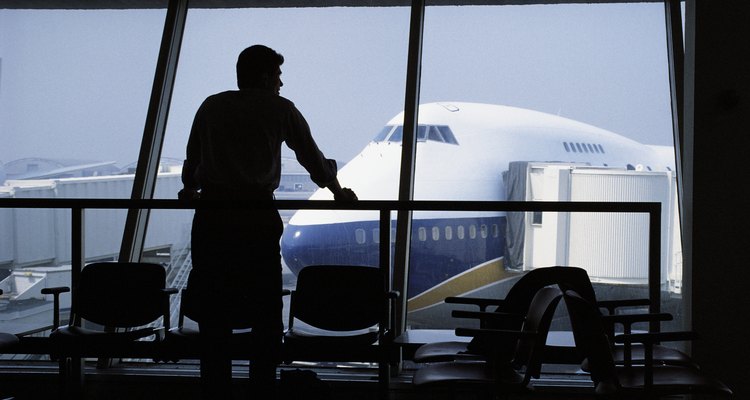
[0,362,604,400]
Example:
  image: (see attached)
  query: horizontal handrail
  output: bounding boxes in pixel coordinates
[0,198,660,213]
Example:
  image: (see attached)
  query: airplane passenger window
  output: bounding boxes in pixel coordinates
[492,224,499,238]
[598,144,606,153]
[445,226,453,240]
[355,228,366,244]
[576,143,584,152]
[372,228,380,244]
[457,225,465,240]
[432,226,440,241]
[418,227,427,241]
[564,142,571,152]
[469,224,477,239]
[480,224,488,239]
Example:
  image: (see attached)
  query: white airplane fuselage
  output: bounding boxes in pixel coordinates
[280,102,674,308]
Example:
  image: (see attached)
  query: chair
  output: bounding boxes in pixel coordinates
[413,266,587,364]
[164,286,291,360]
[563,289,733,398]
[412,286,564,398]
[413,266,692,369]
[48,262,177,395]
[282,265,399,395]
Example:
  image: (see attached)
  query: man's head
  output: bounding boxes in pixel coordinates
[236,45,284,94]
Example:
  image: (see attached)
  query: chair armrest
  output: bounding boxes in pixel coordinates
[451,310,525,324]
[41,286,71,330]
[614,330,699,345]
[41,286,71,296]
[614,330,698,372]
[387,290,400,299]
[160,288,179,331]
[602,312,673,333]
[445,296,505,312]
[596,298,651,315]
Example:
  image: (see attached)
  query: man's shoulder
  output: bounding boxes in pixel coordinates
[203,90,296,107]
[204,90,237,102]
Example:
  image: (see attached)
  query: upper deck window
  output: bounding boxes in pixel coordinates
[375,125,459,145]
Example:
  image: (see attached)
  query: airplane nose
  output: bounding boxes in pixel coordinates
[281,220,381,276]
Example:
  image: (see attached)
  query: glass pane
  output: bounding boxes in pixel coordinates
[407,3,681,338]
[154,7,409,340]
[0,8,165,342]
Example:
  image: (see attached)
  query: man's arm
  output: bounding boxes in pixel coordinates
[327,178,358,201]
[179,104,204,200]
[285,105,357,201]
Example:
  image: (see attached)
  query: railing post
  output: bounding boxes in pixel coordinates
[69,206,85,395]
[649,203,662,333]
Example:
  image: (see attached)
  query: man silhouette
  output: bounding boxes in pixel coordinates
[180,44,356,399]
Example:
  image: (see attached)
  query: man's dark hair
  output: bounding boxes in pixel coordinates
[236,45,284,89]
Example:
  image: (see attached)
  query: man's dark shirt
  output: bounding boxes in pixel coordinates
[183,88,338,194]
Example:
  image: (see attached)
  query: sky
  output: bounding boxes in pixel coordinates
[0,3,674,169]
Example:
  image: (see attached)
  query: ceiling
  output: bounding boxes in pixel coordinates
[0,0,660,9]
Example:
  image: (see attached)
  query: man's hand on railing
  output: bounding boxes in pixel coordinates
[178,188,200,200]
[334,187,358,202]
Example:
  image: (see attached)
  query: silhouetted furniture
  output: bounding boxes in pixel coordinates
[412,286,564,398]
[164,286,291,359]
[412,266,585,364]
[47,262,177,396]
[283,265,399,395]
[412,266,692,369]
[564,289,733,398]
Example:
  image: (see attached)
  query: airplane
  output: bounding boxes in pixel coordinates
[279,102,676,321]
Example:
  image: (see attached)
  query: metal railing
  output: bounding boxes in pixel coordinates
[0,198,662,334]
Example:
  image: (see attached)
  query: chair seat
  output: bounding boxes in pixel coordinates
[581,343,695,371]
[413,361,524,387]
[612,343,695,366]
[413,341,477,362]
[284,327,378,348]
[50,325,158,346]
[0,333,19,350]
[612,365,733,397]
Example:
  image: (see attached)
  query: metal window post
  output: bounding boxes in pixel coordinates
[393,0,425,337]
[119,0,188,262]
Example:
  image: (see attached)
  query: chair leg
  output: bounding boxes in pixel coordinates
[378,362,390,400]
[58,357,84,399]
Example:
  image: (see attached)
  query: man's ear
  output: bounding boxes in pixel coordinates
[260,72,271,88]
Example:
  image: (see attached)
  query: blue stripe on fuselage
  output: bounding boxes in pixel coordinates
[281,215,507,298]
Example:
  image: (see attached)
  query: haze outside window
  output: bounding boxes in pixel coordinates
[0,7,166,338]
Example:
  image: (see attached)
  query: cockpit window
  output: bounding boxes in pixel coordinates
[374,125,458,145]
[372,125,394,142]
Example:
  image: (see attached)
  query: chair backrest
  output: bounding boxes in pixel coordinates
[74,262,167,328]
[468,266,593,355]
[514,286,564,380]
[292,265,383,332]
[501,266,595,317]
[562,289,619,390]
